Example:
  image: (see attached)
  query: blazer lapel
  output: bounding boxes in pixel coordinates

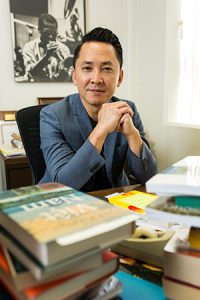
[104,131,118,178]
[72,95,93,141]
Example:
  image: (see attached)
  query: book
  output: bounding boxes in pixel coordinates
[0,182,67,201]
[113,229,174,267]
[146,156,200,196]
[107,190,158,214]
[0,143,25,157]
[0,241,103,285]
[0,250,119,300]
[163,227,200,287]
[0,183,136,267]
[176,226,200,258]
[115,270,165,300]
[145,195,200,227]
[119,255,164,286]
[163,276,200,300]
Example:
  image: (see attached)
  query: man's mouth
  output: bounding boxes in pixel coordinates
[88,89,105,93]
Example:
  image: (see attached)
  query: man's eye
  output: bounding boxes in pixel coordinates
[103,67,113,72]
[82,66,91,71]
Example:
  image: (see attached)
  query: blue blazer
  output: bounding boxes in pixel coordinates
[39,94,157,191]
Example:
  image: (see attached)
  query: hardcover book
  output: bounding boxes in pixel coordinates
[163,276,200,300]
[163,227,200,287]
[0,250,119,300]
[0,183,136,267]
[0,240,102,283]
[146,156,200,196]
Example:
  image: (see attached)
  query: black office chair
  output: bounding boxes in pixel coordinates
[16,105,47,184]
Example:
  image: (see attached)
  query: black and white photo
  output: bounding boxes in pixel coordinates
[9,0,86,82]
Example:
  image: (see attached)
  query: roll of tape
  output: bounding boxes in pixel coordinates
[133,225,158,239]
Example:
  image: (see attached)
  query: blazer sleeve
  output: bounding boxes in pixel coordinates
[40,106,105,190]
[126,101,157,184]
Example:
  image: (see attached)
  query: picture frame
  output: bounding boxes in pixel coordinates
[0,111,17,121]
[9,0,86,83]
[37,97,64,105]
[0,121,20,145]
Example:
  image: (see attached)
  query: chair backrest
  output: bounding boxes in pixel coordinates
[16,105,47,184]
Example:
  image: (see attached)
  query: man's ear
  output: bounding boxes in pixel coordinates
[117,69,123,87]
[72,69,77,86]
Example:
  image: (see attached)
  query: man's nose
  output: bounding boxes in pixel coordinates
[90,70,103,84]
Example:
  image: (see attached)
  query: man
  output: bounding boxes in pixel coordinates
[39,27,157,191]
[23,14,71,82]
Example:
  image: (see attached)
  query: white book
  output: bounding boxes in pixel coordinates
[145,196,200,227]
[146,156,200,196]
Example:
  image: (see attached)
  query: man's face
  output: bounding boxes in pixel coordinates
[72,42,123,112]
[39,23,57,45]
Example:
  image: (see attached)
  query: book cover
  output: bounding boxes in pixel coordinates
[108,190,158,214]
[146,156,200,196]
[115,271,165,300]
[0,183,136,267]
[0,182,68,202]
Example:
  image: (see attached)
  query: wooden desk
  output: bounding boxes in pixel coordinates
[89,184,145,198]
[0,153,32,190]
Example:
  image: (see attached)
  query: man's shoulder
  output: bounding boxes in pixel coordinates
[42,94,79,111]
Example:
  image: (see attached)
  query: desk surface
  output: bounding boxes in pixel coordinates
[89,184,145,197]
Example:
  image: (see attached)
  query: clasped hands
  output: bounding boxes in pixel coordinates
[98,101,137,136]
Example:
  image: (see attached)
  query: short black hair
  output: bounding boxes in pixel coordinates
[73,27,123,68]
[38,13,58,30]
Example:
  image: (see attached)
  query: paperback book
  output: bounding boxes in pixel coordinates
[145,195,200,227]
[0,183,136,267]
[107,190,158,214]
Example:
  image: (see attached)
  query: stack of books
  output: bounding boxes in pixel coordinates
[145,156,200,299]
[145,156,200,226]
[162,226,200,300]
[0,182,137,299]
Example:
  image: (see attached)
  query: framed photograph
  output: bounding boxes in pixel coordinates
[0,121,20,145]
[9,0,86,83]
[37,97,64,105]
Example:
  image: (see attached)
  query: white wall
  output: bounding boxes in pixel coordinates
[0,0,130,110]
[133,0,200,170]
[0,0,199,172]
